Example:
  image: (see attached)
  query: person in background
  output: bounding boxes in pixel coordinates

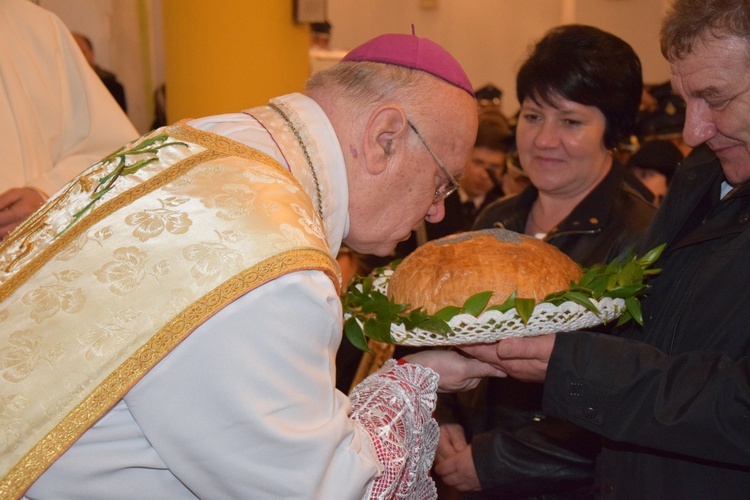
[309,20,348,75]
[462,0,750,497]
[150,83,168,129]
[0,0,137,239]
[434,25,656,498]
[420,108,513,242]
[637,80,692,158]
[626,138,684,205]
[2,32,501,499]
[500,150,532,196]
[310,21,333,49]
[73,32,128,113]
[474,83,505,114]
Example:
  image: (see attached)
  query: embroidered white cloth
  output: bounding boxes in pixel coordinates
[351,360,440,499]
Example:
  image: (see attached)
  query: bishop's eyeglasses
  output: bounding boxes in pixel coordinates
[408,121,459,204]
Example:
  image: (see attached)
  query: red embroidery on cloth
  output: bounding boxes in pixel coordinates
[349,359,439,499]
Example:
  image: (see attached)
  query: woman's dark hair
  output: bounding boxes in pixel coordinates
[516,24,643,149]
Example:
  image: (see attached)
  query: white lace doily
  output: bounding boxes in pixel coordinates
[351,270,625,347]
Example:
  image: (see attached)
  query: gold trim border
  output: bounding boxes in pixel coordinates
[168,121,292,179]
[0,148,219,301]
[0,123,293,301]
[1,249,338,499]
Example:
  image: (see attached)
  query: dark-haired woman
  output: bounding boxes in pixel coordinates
[433,25,656,499]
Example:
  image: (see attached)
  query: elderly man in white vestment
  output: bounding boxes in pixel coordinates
[0,31,500,499]
[0,0,138,238]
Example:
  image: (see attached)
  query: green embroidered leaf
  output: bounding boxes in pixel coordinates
[120,157,159,177]
[57,133,189,237]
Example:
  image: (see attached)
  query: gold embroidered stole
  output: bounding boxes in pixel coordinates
[0,123,340,498]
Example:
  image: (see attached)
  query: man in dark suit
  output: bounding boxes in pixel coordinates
[462,0,750,496]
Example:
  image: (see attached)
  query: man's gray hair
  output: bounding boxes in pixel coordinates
[305,62,436,117]
[661,0,750,60]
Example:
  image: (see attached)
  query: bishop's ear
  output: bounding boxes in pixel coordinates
[363,104,409,175]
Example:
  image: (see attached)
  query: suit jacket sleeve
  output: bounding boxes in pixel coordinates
[543,330,750,467]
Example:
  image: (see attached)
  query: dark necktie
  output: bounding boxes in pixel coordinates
[461,199,477,223]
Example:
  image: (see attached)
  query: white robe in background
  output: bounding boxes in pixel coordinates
[0,0,137,196]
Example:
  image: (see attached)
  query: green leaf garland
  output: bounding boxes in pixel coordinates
[342,244,665,350]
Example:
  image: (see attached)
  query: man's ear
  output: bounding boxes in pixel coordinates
[363,104,409,175]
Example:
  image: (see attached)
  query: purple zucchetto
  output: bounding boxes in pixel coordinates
[341,33,474,97]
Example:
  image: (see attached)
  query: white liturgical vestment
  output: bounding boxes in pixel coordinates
[4,94,441,499]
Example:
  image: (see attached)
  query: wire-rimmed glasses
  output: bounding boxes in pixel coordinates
[408,121,459,203]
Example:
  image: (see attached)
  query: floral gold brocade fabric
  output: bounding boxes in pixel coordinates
[0,123,338,498]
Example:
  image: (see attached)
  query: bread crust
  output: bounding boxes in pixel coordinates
[388,229,582,314]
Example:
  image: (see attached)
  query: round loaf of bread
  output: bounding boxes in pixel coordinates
[388,228,583,314]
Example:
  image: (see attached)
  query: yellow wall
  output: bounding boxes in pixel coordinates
[162,1,309,122]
